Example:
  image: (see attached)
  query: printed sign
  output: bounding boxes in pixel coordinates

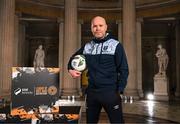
[11,67,60,109]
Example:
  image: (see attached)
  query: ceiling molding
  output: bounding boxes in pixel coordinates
[15,0,180,21]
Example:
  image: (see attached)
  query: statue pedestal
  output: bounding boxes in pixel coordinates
[154,74,169,101]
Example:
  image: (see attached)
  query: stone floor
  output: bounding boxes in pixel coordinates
[81,112,178,123]
[80,99,180,123]
[0,98,180,123]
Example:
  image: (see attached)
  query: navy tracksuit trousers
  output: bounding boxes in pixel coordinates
[86,89,124,123]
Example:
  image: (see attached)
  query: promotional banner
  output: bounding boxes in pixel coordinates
[11,67,60,109]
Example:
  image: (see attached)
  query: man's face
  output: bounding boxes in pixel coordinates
[91,17,107,39]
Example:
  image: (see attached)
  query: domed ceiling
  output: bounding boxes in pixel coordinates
[16,0,180,21]
[17,0,180,9]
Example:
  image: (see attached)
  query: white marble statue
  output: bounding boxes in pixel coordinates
[155,44,169,76]
[33,45,45,72]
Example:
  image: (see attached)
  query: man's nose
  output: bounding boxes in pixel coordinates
[96,26,100,31]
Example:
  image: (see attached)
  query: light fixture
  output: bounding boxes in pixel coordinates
[147,93,154,100]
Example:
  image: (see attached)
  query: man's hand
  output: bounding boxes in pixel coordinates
[68,69,82,78]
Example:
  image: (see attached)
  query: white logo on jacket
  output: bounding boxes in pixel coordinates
[83,39,119,55]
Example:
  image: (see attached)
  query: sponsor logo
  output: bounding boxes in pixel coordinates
[14,86,58,96]
[35,86,47,95]
[113,105,119,110]
[103,46,108,51]
[21,88,33,95]
[48,86,57,96]
[14,88,33,95]
[14,88,21,95]
[35,86,57,96]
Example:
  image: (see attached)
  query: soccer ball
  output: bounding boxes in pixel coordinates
[71,55,86,72]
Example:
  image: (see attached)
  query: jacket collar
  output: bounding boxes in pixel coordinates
[93,33,111,43]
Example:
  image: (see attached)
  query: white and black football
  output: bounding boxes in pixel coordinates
[71,55,86,72]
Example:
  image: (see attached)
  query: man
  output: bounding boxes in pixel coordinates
[33,44,45,72]
[68,16,129,123]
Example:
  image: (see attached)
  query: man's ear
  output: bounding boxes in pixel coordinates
[105,24,108,31]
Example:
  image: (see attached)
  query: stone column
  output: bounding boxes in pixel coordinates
[77,20,83,96]
[0,0,15,97]
[18,22,26,66]
[116,20,123,43]
[23,23,29,67]
[62,0,78,96]
[14,13,20,66]
[175,20,180,97]
[136,18,144,98]
[14,15,27,67]
[58,19,64,96]
[122,0,138,97]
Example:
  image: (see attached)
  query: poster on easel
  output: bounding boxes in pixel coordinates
[11,67,60,110]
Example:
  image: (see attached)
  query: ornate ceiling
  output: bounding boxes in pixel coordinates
[16,0,180,21]
[18,0,179,9]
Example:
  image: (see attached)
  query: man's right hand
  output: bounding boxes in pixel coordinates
[68,69,82,78]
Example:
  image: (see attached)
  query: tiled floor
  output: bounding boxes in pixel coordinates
[80,99,180,123]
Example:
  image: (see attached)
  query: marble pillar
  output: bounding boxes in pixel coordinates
[77,20,83,96]
[23,23,29,67]
[18,22,26,66]
[14,14,20,66]
[62,0,78,96]
[116,20,123,43]
[175,21,180,97]
[136,18,144,98]
[58,19,64,96]
[122,0,138,97]
[14,14,27,67]
[0,0,15,97]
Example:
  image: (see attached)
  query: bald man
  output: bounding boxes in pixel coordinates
[68,16,129,123]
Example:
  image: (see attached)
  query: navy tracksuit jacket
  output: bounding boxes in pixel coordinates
[68,34,129,92]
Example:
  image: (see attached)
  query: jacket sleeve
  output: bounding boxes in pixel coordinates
[67,45,85,70]
[115,43,129,92]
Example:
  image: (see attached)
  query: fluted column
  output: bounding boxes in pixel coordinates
[14,15,27,67]
[122,0,138,97]
[0,0,15,97]
[175,20,180,97]
[58,19,64,96]
[136,18,144,98]
[62,0,78,96]
[14,13,20,66]
[23,23,29,66]
[116,20,123,43]
[77,20,83,96]
[18,22,26,66]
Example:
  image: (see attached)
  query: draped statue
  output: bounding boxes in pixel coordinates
[33,45,45,72]
[155,44,169,76]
